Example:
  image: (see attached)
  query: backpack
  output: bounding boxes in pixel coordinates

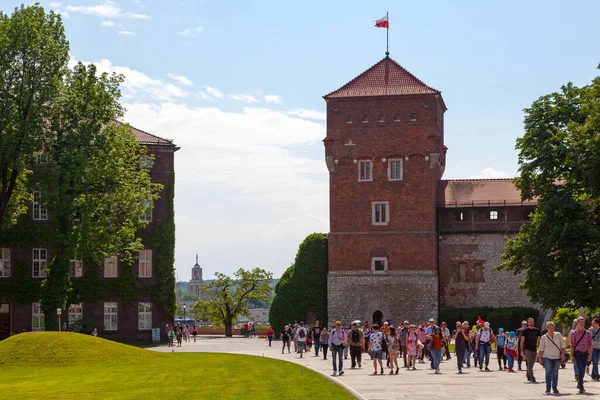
[352,329,360,343]
[299,328,306,338]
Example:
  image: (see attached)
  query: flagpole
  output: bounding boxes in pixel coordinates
[386,11,389,56]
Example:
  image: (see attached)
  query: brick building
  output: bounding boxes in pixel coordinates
[324,56,536,326]
[0,125,178,342]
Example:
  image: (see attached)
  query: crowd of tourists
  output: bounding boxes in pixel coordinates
[277,315,600,395]
[166,323,198,347]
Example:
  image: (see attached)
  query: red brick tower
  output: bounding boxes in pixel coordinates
[323,56,446,325]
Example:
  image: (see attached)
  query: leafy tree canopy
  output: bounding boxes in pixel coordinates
[192,268,273,337]
[499,67,600,310]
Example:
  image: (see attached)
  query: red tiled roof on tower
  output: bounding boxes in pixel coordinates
[324,56,440,99]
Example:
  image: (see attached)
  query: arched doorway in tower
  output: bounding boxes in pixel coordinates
[372,310,383,327]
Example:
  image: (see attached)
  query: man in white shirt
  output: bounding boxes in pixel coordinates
[328,321,346,376]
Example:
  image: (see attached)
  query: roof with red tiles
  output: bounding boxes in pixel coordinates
[324,56,440,99]
[437,179,537,207]
[113,121,176,146]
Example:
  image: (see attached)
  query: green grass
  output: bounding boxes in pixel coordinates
[0,332,353,400]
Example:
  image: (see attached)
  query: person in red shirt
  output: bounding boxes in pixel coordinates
[570,317,593,393]
[266,326,274,347]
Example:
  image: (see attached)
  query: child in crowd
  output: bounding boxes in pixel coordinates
[406,324,418,370]
[505,331,518,372]
[320,328,329,360]
[496,327,508,370]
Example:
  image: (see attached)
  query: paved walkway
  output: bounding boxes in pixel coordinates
[150,337,597,399]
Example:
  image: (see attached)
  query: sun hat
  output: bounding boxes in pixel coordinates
[498,327,504,332]
[484,322,490,328]
[510,331,516,338]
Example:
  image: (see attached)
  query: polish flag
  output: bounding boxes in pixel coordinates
[375,15,389,28]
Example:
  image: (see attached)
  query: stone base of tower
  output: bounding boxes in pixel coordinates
[327,271,439,327]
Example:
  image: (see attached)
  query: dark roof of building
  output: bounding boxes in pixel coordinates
[438,179,537,207]
[324,56,440,99]
[113,121,176,147]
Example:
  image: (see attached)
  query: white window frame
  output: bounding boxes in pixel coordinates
[372,201,390,226]
[70,260,83,278]
[0,248,10,278]
[68,303,83,326]
[138,302,152,330]
[32,248,47,278]
[394,114,401,122]
[372,257,388,272]
[140,199,153,223]
[138,249,152,278]
[104,302,118,331]
[378,115,384,123]
[104,256,118,278]
[139,157,154,169]
[34,153,49,165]
[388,159,403,181]
[362,114,368,123]
[346,116,352,123]
[32,302,45,331]
[490,210,499,220]
[32,191,48,220]
[358,160,373,182]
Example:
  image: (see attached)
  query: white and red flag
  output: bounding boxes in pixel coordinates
[374,15,389,28]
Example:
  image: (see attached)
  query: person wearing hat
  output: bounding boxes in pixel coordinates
[425,318,438,369]
[347,321,365,369]
[505,331,518,372]
[328,321,346,376]
[496,327,508,370]
[475,321,495,371]
[453,321,469,374]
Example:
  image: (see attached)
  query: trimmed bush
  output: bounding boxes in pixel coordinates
[269,233,328,336]
[440,307,539,332]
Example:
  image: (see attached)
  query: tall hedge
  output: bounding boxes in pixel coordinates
[440,307,540,332]
[269,233,328,335]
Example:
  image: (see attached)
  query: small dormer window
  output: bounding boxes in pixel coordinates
[362,115,368,123]
[410,113,417,121]
[394,115,400,122]
[378,115,384,123]
[346,116,352,123]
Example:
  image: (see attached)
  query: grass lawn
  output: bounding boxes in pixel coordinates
[0,332,354,400]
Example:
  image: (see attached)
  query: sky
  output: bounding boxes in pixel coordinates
[3,0,600,280]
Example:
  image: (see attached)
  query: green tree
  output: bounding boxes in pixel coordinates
[193,268,273,337]
[552,308,579,330]
[269,233,328,335]
[180,292,200,302]
[0,4,69,231]
[39,62,161,330]
[499,68,600,309]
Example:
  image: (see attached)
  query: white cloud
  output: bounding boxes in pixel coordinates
[178,26,203,37]
[206,86,224,99]
[167,73,193,87]
[264,94,283,104]
[66,2,150,19]
[229,94,260,104]
[49,2,62,7]
[101,20,116,27]
[118,30,136,36]
[286,108,326,120]
[468,167,511,179]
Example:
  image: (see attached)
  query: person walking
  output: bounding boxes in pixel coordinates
[520,317,541,382]
[368,324,385,375]
[588,317,600,381]
[387,326,400,374]
[454,321,469,374]
[328,321,346,376]
[266,325,274,347]
[441,321,451,360]
[476,322,495,371]
[399,321,409,368]
[570,316,593,393]
[427,326,444,374]
[417,321,427,363]
[320,328,330,360]
[538,321,565,395]
[406,324,418,370]
[347,321,364,369]
[505,331,518,372]
[281,324,291,354]
[296,321,308,358]
[425,319,437,369]
[311,320,322,357]
[496,328,508,370]
[516,320,527,371]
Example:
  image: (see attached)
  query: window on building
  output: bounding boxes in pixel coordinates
[346,116,352,123]
[372,201,389,225]
[372,257,388,271]
[139,157,154,169]
[410,113,417,121]
[489,210,499,220]
[0,248,10,278]
[70,260,83,278]
[358,160,372,182]
[458,262,467,282]
[32,248,47,278]
[362,115,368,123]
[32,302,45,331]
[104,302,118,331]
[138,302,152,330]
[32,191,48,220]
[459,212,465,221]
[388,159,403,181]
[394,114,400,122]
[140,199,153,223]
[138,249,152,278]
[34,153,49,165]
[104,256,118,278]
[474,263,483,280]
[378,115,384,123]
[68,303,83,327]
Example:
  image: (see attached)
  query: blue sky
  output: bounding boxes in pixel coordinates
[5,0,600,280]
